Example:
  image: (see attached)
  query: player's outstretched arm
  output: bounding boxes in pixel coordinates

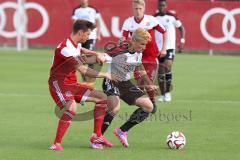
[136,65,158,93]
[81,48,106,64]
[75,64,121,82]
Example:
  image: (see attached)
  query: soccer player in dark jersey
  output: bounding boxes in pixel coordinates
[72,0,101,50]
[155,0,185,102]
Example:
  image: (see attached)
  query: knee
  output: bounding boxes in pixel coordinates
[143,101,158,114]
[142,104,154,113]
[65,100,77,113]
[164,62,172,72]
[136,98,153,113]
[158,65,166,73]
[165,67,171,73]
[111,105,120,115]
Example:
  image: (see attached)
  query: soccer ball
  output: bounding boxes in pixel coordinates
[166,131,186,149]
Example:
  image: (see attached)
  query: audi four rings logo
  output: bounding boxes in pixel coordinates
[0,1,49,39]
[200,7,240,44]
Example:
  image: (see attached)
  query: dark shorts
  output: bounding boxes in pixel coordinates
[158,49,175,63]
[102,78,145,105]
[82,39,96,51]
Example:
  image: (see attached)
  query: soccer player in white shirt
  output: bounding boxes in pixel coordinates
[155,0,185,102]
[101,29,158,148]
[121,0,167,107]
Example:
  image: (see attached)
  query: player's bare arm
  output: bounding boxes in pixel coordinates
[159,31,167,57]
[81,47,106,64]
[178,25,185,53]
[136,64,158,93]
[75,64,122,82]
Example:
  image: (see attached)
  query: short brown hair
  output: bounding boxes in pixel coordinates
[72,20,96,34]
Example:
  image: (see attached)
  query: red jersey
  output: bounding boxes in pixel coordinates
[121,15,166,61]
[49,37,82,84]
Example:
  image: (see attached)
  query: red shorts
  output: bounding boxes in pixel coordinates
[49,80,93,109]
[134,58,159,82]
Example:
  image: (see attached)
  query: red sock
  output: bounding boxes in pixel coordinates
[54,110,75,144]
[94,100,106,137]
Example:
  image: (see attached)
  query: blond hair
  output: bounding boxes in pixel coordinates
[132,0,145,6]
[132,28,151,43]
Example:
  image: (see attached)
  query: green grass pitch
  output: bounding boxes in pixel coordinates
[0,49,240,160]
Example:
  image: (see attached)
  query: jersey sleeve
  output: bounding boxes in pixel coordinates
[174,19,182,28]
[153,23,166,34]
[151,16,166,33]
[72,9,78,20]
[121,19,130,39]
[122,19,130,31]
[61,47,82,66]
[104,53,112,63]
[167,10,182,28]
[122,30,130,39]
[95,12,101,20]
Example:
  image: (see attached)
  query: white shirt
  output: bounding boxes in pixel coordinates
[105,52,142,81]
[122,15,164,33]
[121,15,166,59]
[72,6,100,40]
[59,39,82,58]
[155,11,182,50]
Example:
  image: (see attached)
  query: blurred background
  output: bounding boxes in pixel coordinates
[0,1,240,159]
[0,0,239,55]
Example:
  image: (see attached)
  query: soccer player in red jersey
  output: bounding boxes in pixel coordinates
[48,20,120,150]
[72,0,102,86]
[121,0,167,108]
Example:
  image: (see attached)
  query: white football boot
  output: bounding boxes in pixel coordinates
[158,95,165,102]
[164,92,172,102]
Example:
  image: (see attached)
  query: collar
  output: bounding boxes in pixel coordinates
[68,37,78,48]
[157,11,166,16]
[134,15,144,24]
